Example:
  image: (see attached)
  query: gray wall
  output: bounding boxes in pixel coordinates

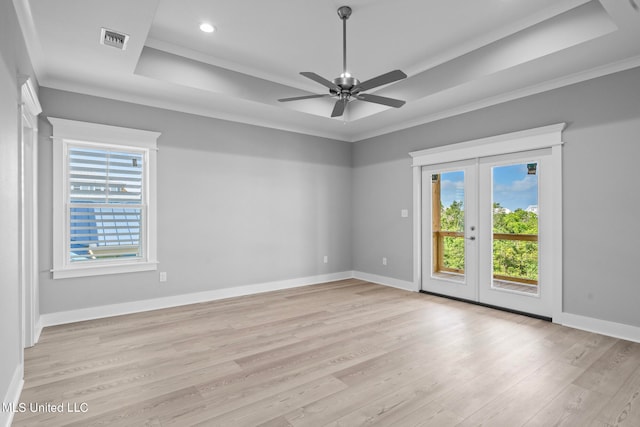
[38,88,352,314]
[353,66,640,327]
[32,55,640,330]
[0,0,38,420]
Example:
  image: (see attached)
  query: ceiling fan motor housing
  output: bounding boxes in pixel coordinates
[333,76,360,92]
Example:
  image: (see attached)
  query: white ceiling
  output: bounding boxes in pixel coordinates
[14,0,640,141]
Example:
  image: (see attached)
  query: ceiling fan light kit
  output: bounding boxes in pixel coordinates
[278,5,407,118]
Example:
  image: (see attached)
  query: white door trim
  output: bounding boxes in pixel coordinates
[19,76,42,348]
[410,123,565,321]
[410,123,565,167]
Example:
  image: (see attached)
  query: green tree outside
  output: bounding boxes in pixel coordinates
[440,202,538,281]
[440,200,465,271]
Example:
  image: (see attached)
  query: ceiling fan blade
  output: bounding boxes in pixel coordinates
[356,69,407,92]
[356,93,406,108]
[331,98,348,117]
[278,94,331,102]
[300,72,340,91]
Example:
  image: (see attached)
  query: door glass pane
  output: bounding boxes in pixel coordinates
[491,163,539,295]
[432,171,465,282]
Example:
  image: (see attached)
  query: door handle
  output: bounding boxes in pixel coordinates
[466,236,476,241]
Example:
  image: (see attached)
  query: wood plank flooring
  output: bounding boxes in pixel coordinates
[12,279,640,426]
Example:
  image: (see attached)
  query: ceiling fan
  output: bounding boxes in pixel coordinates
[278,6,407,118]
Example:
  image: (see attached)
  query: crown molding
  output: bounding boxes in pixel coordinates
[351,55,640,142]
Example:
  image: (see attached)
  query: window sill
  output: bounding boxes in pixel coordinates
[52,260,158,279]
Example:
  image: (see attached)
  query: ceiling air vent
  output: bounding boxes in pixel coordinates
[100,28,129,50]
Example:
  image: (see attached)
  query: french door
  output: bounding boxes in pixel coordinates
[421,149,554,318]
[421,160,478,302]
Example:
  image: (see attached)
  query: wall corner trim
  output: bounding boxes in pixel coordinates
[34,319,43,345]
[1,364,24,427]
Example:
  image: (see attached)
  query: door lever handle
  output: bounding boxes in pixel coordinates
[466,236,476,241]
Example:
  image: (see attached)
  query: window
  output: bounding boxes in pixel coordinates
[50,118,160,279]
[68,146,144,261]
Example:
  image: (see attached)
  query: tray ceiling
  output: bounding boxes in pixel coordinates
[14,0,640,141]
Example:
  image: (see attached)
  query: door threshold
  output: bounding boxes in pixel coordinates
[419,290,552,322]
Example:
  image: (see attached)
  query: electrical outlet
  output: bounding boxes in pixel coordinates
[323,255,328,264]
[382,257,387,266]
[159,272,167,282]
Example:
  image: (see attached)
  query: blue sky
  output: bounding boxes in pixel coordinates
[493,164,538,211]
[440,171,465,208]
[440,163,538,212]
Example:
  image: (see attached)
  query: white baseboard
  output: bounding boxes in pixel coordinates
[36,270,640,345]
[40,271,353,327]
[1,364,24,427]
[558,312,640,344]
[352,271,417,292]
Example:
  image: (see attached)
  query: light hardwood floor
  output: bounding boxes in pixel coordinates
[13,279,640,426]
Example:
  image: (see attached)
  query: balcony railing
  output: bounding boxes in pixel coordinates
[433,231,538,285]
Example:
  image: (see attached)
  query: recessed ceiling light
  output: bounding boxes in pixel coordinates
[200,23,215,33]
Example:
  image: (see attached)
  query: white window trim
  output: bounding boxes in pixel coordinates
[49,118,161,279]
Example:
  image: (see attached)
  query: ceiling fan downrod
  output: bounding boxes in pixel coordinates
[337,6,352,77]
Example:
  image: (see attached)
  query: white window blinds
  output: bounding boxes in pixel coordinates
[68,146,145,262]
